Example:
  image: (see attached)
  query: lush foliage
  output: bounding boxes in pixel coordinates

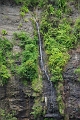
[0,38,13,60]
[1,29,8,36]
[14,0,48,8]
[31,99,43,118]
[74,67,80,82]
[0,38,13,85]
[0,65,11,85]
[74,18,80,41]
[57,83,64,115]
[32,76,42,94]
[40,1,79,115]
[14,32,38,82]
[0,109,17,120]
[40,4,78,83]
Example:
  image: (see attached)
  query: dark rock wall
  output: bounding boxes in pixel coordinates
[0,76,34,120]
[63,49,80,120]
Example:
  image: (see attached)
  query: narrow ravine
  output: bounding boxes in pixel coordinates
[35,20,61,119]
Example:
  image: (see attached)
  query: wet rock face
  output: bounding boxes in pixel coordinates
[0,76,34,120]
[43,79,61,119]
[63,49,80,119]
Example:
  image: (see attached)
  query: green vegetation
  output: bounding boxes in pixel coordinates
[40,3,79,84]
[74,18,80,41]
[74,67,80,82]
[57,83,64,115]
[20,11,25,17]
[0,31,39,85]
[40,0,80,115]
[14,0,48,8]
[13,32,38,82]
[0,30,42,117]
[31,99,43,118]
[0,0,80,119]
[1,29,8,36]
[0,109,17,120]
[20,5,29,13]
[18,22,22,29]
[14,32,37,48]
[0,38,13,85]
[20,5,29,17]
[0,65,11,85]
[32,77,42,94]
[41,9,69,83]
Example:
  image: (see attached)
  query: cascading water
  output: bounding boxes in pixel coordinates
[36,21,44,71]
[35,20,61,119]
[36,21,53,102]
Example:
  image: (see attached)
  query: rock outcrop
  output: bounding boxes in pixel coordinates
[63,49,80,120]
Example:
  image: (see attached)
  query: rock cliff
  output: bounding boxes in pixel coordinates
[63,49,80,120]
[0,1,80,120]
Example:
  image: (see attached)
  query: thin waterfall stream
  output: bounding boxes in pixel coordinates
[36,21,53,102]
[35,20,61,118]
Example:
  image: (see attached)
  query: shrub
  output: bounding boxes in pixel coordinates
[22,44,38,62]
[74,18,80,41]
[0,38,13,65]
[14,32,37,49]
[47,42,69,83]
[56,0,67,11]
[18,60,38,81]
[32,77,42,93]
[0,109,17,120]
[20,5,29,13]
[0,64,11,85]
[1,29,8,36]
[15,0,47,8]
[14,32,38,82]
[0,38,13,85]
[0,38,13,52]
[43,36,69,83]
[41,6,75,84]
[31,99,43,118]
[20,11,25,17]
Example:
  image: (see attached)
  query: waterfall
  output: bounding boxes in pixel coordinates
[36,21,53,101]
[36,21,44,72]
[36,20,56,110]
[35,20,61,119]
